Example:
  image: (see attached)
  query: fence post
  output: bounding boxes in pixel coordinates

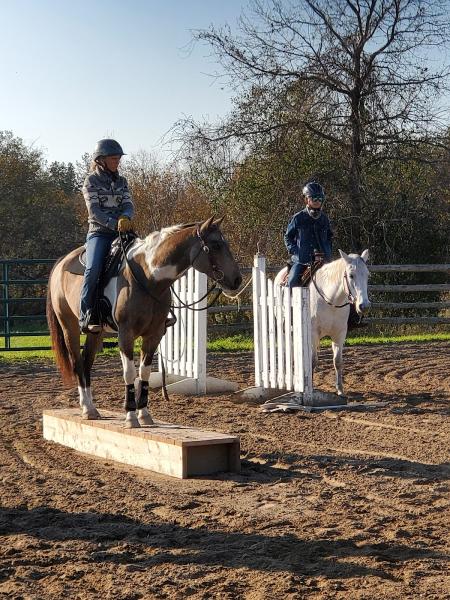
[300,287,313,399]
[2,263,10,350]
[193,269,207,394]
[252,254,265,388]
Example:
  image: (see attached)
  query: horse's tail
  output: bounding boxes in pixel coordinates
[46,261,74,386]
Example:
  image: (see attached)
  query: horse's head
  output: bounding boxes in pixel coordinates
[191,217,242,291]
[338,249,371,315]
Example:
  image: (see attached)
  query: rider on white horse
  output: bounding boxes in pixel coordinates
[284,182,333,288]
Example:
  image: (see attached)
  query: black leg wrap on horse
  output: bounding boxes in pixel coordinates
[124,383,136,412]
[136,379,149,410]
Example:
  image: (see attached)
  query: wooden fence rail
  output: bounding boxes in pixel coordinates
[210,263,450,328]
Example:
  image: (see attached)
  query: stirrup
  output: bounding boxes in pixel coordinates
[80,310,102,334]
[80,323,102,334]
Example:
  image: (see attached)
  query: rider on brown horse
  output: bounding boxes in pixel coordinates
[79,138,134,334]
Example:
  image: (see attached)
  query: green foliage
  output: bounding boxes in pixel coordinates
[0,131,84,259]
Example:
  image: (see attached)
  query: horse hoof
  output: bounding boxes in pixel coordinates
[124,416,141,429]
[138,415,154,426]
[82,409,101,420]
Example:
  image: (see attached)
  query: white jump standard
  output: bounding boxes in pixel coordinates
[243,254,347,409]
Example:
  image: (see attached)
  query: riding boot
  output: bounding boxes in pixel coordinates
[80,307,102,334]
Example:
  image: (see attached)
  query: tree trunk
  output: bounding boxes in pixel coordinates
[348,91,363,252]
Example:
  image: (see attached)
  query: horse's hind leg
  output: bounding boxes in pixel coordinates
[63,322,100,419]
[81,332,103,419]
[136,334,162,426]
[331,336,345,396]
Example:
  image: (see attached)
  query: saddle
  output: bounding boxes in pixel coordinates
[285,252,325,287]
[66,232,137,330]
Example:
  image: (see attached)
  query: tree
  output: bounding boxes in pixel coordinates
[176,0,450,250]
[0,131,83,259]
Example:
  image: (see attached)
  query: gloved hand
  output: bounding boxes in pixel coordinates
[117,216,132,233]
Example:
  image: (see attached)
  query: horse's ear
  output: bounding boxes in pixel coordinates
[338,249,350,263]
[361,249,369,263]
[213,215,225,227]
[200,216,215,233]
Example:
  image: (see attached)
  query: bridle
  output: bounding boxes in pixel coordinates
[119,225,226,312]
[192,224,226,283]
[311,265,356,309]
[170,225,226,311]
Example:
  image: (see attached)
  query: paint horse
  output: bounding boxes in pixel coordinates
[47,217,242,428]
[275,250,370,396]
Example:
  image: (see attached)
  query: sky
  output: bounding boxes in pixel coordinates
[1,0,449,167]
[0,0,247,165]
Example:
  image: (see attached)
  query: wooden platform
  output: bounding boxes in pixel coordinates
[42,409,240,479]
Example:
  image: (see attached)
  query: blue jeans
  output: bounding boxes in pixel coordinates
[287,261,308,288]
[79,231,117,324]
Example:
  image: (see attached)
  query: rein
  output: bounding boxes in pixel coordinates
[311,266,355,309]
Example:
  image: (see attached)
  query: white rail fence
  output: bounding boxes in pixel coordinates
[149,269,238,395]
[249,255,313,400]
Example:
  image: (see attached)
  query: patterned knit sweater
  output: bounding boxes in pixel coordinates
[82,167,134,234]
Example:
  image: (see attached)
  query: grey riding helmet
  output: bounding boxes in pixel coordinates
[93,139,126,160]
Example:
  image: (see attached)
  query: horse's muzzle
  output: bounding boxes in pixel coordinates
[356,300,371,314]
[223,273,242,291]
[230,274,242,290]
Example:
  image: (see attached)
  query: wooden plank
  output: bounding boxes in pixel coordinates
[284,287,293,391]
[368,264,450,272]
[300,288,313,399]
[194,270,207,394]
[364,317,450,324]
[186,268,194,378]
[371,301,450,309]
[43,409,240,479]
[369,284,450,292]
[267,278,276,388]
[256,264,450,275]
[260,262,269,389]
[252,257,263,387]
[275,285,285,389]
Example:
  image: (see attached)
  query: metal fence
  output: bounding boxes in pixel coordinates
[0,259,55,351]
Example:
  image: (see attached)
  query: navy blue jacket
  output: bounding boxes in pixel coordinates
[284,208,333,264]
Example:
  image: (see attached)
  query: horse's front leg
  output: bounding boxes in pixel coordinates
[331,337,345,396]
[119,335,140,428]
[81,332,103,419]
[137,333,163,426]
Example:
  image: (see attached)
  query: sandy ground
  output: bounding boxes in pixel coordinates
[0,342,449,600]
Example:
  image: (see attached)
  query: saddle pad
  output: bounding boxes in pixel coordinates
[65,249,85,276]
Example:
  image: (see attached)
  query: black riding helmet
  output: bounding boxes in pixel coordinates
[93,139,126,160]
[303,182,325,201]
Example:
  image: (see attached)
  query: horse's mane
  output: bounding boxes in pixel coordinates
[318,253,367,284]
[143,222,199,249]
[317,256,345,285]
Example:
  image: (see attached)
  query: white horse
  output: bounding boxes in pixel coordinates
[275,250,370,396]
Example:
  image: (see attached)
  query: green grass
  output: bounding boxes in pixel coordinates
[206,332,450,352]
[0,331,448,361]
